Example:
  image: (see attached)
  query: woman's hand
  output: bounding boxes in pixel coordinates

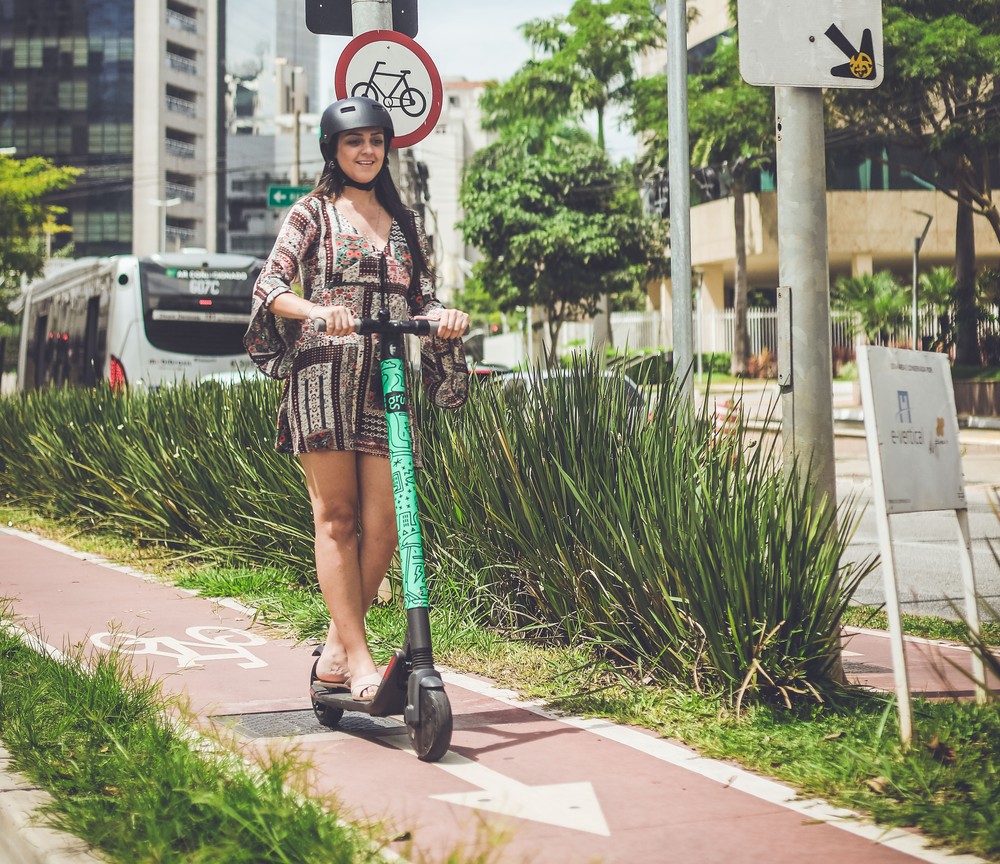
[311,304,354,337]
[421,308,470,340]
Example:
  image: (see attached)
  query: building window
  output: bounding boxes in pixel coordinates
[58,81,88,110]
[89,123,133,154]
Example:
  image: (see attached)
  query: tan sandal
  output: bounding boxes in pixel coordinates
[351,672,382,702]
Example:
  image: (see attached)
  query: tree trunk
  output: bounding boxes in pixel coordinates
[730,172,750,376]
[954,161,980,366]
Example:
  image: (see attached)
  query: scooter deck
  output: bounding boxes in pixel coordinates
[311,649,409,717]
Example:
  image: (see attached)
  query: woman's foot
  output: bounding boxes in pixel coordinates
[351,671,383,702]
[315,642,351,686]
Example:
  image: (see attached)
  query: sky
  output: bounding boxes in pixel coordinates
[317,0,636,159]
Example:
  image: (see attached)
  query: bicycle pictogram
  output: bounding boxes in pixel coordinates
[352,61,427,117]
[90,625,269,669]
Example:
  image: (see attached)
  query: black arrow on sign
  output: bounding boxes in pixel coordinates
[825,24,877,80]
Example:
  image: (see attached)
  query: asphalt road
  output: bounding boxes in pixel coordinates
[835,429,1000,620]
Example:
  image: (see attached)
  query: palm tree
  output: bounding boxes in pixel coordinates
[918,265,956,351]
[832,271,909,346]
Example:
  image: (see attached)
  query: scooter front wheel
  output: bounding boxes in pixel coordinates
[408,688,452,762]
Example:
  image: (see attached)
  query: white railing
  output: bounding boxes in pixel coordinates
[554,307,997,358]
[165,138,195,159]
[166,94,196,117]
[166,181,195,201]
[167,53,197,75]
[166,9,197,33]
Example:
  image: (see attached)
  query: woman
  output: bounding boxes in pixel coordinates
[244,96,469,702]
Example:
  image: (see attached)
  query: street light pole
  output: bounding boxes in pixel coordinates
[150,197,182,253]
[911,210,933,351]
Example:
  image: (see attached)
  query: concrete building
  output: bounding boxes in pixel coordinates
[0,0,324,259]
[414,77,490,304]
[642,0,1000,342]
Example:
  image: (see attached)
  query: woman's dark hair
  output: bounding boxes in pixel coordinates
[311,149,434,293]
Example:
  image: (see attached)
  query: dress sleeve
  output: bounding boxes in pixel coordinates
[406,211,469,410]
[244,198,320,379]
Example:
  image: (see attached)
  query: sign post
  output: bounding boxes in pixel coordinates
[858,345,987,745]
[737,0,883,513]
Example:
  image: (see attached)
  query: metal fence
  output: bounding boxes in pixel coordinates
[556,307,1000,359]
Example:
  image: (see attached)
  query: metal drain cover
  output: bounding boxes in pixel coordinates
[843,661,892,675]
[212,709,405,739]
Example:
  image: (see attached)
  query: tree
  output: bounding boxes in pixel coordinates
[832,271,909,346]
[459,121,663,362]
[829,3,1000,365]
[480,0,665,350]
[485,0,665,151]
[0,154,80,323]
[632,33,773,376]
[918,266,956,350]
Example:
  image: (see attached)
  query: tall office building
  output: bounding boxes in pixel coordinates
[0,0,326,259]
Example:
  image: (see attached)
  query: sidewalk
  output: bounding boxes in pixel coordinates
[1,527,997,864]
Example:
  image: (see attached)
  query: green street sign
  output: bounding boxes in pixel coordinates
[267,185,311,207]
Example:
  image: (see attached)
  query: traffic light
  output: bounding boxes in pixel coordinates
[305,0,418,37]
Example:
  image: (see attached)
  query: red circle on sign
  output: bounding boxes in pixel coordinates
[334,29,443,149]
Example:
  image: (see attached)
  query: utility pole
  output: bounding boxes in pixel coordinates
[667,0,693,404]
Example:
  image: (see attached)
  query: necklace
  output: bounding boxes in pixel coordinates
[340,200,385,248]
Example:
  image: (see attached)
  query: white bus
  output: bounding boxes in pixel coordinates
[14,250,264,391]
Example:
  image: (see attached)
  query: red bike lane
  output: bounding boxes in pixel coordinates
[1,528,992,864]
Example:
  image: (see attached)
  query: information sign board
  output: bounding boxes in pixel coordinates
[858,346,966,514]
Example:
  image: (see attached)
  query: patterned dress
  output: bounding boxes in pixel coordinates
[244,194,467,457]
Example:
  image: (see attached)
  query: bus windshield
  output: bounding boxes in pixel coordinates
[139,261,260,356]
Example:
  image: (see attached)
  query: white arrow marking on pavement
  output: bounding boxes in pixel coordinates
[413,747,609,835]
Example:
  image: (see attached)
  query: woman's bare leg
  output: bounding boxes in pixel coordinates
[300,450,397,694]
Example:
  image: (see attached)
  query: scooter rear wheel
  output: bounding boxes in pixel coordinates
[408,688,452,762]
[312,697,344,728]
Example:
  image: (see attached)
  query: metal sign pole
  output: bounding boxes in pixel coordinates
[774,86,837,508]
[956,509,989,703]
[857,347,913,745]
[351,0,399,178]
[667,0,693,405]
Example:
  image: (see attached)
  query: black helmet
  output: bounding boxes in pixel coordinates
[319,97,394,161]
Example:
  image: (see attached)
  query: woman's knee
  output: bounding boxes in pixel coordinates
[313,502,360,545]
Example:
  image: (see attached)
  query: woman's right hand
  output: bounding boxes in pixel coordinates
[311,304,354,337]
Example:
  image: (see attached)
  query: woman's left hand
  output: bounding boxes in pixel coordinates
[421,309,470,340]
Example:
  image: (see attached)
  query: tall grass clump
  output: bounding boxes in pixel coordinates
[418,353,876,706]
[0,378,316,574]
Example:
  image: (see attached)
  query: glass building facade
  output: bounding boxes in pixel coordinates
[0,0,136,256]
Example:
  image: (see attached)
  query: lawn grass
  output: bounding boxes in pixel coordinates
[3,508,999,861]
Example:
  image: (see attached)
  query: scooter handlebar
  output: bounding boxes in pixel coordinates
[312,317,451,336]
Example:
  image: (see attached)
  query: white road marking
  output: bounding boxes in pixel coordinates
[392,740,610,835]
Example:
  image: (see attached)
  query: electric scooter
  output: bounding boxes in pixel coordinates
[308,311,453,763]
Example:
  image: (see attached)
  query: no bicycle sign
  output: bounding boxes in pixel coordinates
[334,30,443,149]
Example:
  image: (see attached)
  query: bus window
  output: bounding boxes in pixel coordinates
[33,313,48,389]
[83,296,101,386]
[138,261,260,356]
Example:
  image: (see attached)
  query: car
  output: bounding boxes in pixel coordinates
[467,360,513,379]
[495,368,647,422]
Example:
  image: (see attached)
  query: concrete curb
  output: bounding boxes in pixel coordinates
[0,745,106,864]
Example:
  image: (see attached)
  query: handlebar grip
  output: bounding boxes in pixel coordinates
[313,317,327,333]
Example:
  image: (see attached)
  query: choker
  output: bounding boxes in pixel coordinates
[342,177,378,191]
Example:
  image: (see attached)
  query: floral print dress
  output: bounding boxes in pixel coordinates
[244,194,467,458]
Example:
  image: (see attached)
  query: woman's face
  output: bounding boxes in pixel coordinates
[335,126,386,185]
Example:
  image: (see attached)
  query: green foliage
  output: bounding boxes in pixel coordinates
[832,271,909,345]
[0,378,315,575]
[0,615,382,863]
[417,353,874,705]
[830,3,1000,365]
[484,0,665,149]
[459,121,664,355]
[0,361,874,708]
[0,154,80,323]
